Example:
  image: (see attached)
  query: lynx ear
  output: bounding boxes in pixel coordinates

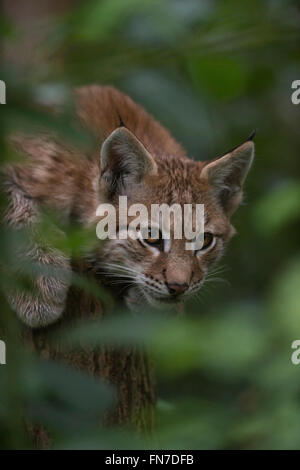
[100,127,157,196]
[201,140,254,215]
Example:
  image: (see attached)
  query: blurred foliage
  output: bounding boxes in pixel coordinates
[0,0,300,450]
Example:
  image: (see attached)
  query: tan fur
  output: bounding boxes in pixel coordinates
[76,86,187,159]
[2,86,254,327]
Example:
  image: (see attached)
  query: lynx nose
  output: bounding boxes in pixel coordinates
[166,282,189,295]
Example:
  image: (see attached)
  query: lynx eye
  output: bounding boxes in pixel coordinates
[197,232,215,253]
[143,228,163,249]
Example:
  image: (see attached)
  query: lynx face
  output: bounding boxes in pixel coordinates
[96,127,254,310]
[3,86,254,327]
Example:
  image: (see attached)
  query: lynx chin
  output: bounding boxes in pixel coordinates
[1,85,255,328]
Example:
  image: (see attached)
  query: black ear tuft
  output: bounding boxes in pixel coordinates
[247,129,257,142]
[117,112,126,128]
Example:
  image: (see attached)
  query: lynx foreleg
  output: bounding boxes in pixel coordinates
[3,177,72,328]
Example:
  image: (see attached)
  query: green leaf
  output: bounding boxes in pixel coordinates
[253,181,300,236]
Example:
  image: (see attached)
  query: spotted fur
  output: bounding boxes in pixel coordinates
[2,86,254,327]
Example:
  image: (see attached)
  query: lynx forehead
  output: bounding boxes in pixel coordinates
[2,85,255,327]
[95,195,206,251]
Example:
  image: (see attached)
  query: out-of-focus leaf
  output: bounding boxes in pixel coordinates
[56,427,146,450]
[61,305,268,377]
[55,310,172,349]
[29,358,114,431]
[155,400,229,450]
[69,0,151,42]
[252,181,300,236]
[188,56,248,101]
[269,256,300,338]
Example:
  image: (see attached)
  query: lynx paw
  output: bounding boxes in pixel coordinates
[8,249,72,328]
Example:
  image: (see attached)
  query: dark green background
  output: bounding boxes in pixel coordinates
[0,0,300,449]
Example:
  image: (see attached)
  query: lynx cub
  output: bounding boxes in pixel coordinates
[2,86,254,327]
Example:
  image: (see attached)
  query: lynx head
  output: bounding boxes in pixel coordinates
[96,126,254,310]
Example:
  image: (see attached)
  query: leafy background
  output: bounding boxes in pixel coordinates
[0,0,300,449]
